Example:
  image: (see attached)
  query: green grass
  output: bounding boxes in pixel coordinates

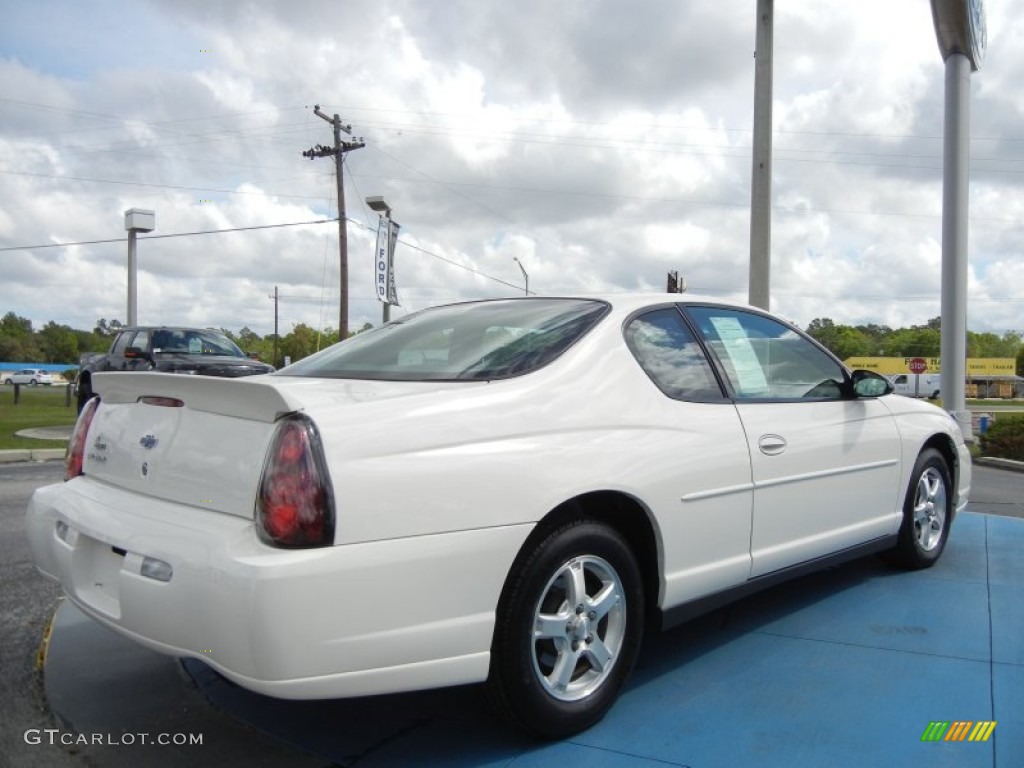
[0,385,77,449]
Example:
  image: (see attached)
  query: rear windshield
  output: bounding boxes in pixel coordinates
[279,298,609,381]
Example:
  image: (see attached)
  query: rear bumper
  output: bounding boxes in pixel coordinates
[27,478,529,699]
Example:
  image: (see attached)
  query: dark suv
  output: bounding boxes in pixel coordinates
[76,327,274,411]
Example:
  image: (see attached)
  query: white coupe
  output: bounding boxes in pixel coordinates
[27,294,970,737]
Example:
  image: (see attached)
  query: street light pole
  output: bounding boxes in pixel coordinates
[513,257,529,296]
[124,208,155,326]
[748,0,773,310]
[931,0,986,440]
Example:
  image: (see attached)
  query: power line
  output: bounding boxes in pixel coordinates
[397,240,526,294]
[325,103,1024,144]
[0,169,334,201]
[0,215,528,295]
[0,218,339,251]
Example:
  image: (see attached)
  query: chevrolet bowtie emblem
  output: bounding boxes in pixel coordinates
[139,434,159,450]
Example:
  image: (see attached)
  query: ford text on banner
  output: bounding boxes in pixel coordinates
[374,216,390,303]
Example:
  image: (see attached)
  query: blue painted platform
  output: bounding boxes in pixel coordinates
[43,511,1023,767]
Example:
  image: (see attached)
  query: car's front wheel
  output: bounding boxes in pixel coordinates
[889,448,953,569]
[487,519,644,739]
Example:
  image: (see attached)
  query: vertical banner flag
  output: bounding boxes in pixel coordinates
[387,219,401,306]
[374,215,389,304]
[373,216,402,306]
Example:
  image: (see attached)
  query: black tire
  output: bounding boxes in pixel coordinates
[486,519,644,739]
[29,379,37,386]
[76,381,94,415]
[888,448,953,569]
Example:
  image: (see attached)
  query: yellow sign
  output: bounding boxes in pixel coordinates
[844,357,1016,376]
[967,359,1016,376]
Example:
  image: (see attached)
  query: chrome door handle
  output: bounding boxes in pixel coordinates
[758,434,787,455]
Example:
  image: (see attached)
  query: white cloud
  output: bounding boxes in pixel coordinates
[0,0,1020,349]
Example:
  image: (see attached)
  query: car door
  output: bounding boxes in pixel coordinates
[623,306,754,605]
[684,305,902,578]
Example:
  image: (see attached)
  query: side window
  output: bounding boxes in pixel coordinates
[686,306,845,401]
[110,332,132,357]
[624,308,722,400]
[131,330,150,352]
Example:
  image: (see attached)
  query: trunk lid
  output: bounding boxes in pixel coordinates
[85,372,481,519]
[85,374,292,518]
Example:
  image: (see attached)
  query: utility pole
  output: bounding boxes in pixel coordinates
[303,105,365,340]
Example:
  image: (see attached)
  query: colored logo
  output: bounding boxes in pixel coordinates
[921,721,996,742]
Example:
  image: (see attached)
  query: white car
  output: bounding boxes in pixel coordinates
[4,368,53,386]
[27,295,970,737]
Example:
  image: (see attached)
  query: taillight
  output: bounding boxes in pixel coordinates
[256,414,335,548]
[65,397,100,481]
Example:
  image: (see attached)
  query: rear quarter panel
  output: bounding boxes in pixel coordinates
[308,332,755,606]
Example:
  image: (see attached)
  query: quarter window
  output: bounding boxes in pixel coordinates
[110,332,132,357]
[131,330,150,352]
[624,308,722,400]
[686,306,845,400]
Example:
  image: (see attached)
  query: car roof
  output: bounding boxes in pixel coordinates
[434,293,752,317]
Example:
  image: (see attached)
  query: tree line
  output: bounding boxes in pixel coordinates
[805,316,1024,373]
[1,310,1022,375]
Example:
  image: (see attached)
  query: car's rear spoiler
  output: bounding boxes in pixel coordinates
[93,372,299,423]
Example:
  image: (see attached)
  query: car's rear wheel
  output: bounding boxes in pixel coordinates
[889,448,953,569]
[29,378,38,386]
[487,519,644,739]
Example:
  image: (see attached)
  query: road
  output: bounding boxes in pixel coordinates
[0,462,317,768]
[0,462,78,767]
[970,461,1024,518]
[0,460,1020,766]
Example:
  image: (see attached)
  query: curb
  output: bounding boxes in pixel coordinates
[974,456,1024,474]
[0,448,65,464]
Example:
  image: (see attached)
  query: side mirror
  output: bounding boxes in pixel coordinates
[124,346,146,359]
[851,369,893,398]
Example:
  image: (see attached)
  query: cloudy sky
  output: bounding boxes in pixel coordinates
[1,0,1021,339]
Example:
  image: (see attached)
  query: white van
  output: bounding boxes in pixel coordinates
[889,373,941,399]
